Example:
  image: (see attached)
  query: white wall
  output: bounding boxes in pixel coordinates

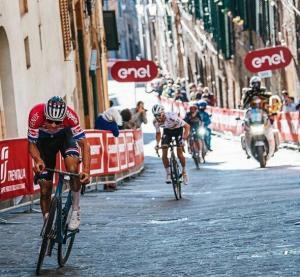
[0,0,77,138]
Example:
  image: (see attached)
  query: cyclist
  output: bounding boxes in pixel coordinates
[184,104,203,162]
[28,96,91,231]
[197,100,212,151]
[152,104,190,185]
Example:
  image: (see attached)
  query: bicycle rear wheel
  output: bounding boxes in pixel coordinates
[170,156,181,200]
[36,197,58,275]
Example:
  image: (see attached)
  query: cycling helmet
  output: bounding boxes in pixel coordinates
[44,96,67,121]
[152,104,164,116]
[189,104,198,112]
[197,100,208,109]
[249,76,261,89]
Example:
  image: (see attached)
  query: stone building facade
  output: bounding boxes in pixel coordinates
[103,0,141,60]
[0,0,109,139]
[141,0,300,108]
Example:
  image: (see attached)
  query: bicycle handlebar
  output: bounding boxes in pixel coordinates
[45,168,80,178]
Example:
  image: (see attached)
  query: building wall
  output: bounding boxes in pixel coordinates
[0,0,77,138]
[145,1,300,108]
[105,0,140,60]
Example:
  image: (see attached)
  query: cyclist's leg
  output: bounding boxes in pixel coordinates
[205,127,212,150]
[161,129,171,182]
[60,129,81,209]
[174,128,186,169]
[36,138,58,217]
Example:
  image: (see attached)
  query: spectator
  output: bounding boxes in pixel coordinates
[131,101,148,129]
[120,108,136,130]
[282,96,296,112]
[195,84,203,100]
[189,83,197,101]
[95,107,122,137]
[281,90,289,103]
[174,88,189,102]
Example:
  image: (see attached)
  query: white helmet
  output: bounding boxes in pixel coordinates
[102,107,122,126]
[249,76,261,87]
[152,104,164,116]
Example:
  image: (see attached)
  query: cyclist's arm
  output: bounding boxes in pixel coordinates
[182,123,190,140]
[77,138,91,183]
[155,131,161,146]
[28,142,45,172]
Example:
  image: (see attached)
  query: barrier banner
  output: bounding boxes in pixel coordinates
[0,129,145,206]
[107,133,120,173]
[0,139,33,201]
[133,130,144,165]
[275,112,300,142]
[85,131,106,176]
[125,131,135,168]
[160,96,300,143]
[118,133,128,171]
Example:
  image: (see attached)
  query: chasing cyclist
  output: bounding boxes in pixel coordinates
[28,96,91,231]
[152,104,190,185]
[197,100,212,151]
[184,104,204,162]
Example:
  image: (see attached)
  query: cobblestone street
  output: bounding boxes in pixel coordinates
[1,135,300,276]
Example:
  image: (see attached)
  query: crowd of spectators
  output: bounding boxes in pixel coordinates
[151,74,216,106]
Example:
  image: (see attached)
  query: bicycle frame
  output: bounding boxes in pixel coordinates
[54,173,73,244]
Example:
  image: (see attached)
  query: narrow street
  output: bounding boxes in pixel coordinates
[1,133,300,276]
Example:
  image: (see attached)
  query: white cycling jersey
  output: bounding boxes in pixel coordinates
[153,112,186,132]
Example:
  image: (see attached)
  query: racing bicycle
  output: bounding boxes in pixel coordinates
[157,140,183,200]
[36,168,80,275]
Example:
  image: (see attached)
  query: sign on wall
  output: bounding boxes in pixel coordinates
[111,60,158,82]
[244,46,293,73]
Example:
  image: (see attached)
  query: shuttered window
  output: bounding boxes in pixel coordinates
[19,0,28,15]
[59,0,72,59]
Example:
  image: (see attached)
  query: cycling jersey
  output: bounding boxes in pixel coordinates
[184,112,202,130]
[153,112,186,132]
[28,104,85,143]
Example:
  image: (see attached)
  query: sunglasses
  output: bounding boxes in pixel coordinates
[46,119,63,125]
[155,113,163,118]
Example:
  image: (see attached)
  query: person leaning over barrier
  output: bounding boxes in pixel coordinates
[95,107,122,137]
[28,96,91,231]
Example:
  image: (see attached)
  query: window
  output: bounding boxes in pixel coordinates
[24,36,31,69]
[19,0,28,15]
[38,24,43,51]
[59,0,72,59]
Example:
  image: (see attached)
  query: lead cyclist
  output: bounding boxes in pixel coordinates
[152,104,190,185]
[28,96,91,231]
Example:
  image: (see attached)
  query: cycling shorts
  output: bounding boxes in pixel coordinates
[162,127,183,146]
[36,128,80,181]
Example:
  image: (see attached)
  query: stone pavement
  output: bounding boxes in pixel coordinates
[1,136,300,276]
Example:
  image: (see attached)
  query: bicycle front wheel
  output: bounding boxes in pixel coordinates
[170,157,181,200]
[36,197,58,275]
[57,205,76,267]
[57,232,75,266]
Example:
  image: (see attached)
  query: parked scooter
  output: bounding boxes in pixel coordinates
[239,108,278,168]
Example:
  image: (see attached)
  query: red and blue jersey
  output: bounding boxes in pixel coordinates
[28,104,85,143]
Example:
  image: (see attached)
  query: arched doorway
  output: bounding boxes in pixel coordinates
[0,27,17,138]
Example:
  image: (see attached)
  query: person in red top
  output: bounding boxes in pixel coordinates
[28,96,90,230]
